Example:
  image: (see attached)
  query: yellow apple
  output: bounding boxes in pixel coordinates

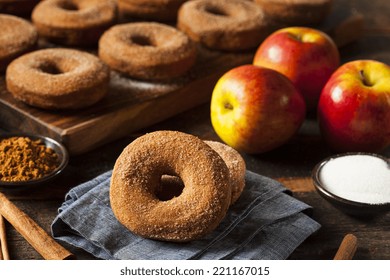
[210,65,306,154]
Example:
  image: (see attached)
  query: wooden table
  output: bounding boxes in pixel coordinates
[1,0,389,260]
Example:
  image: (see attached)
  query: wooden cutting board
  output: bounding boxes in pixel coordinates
[0,5,363,155]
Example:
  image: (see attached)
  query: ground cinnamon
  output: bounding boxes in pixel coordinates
[0,137,59,182]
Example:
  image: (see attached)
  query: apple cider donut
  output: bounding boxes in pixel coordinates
[118,0,187,22]
[177,0,269,51]
[205,141,246,204]
[110,130,231,242]
[31,0,118,46]
[99,22,197,80]
[0,14,38,72]
[157,141,246,204]
[254,0,332,25]
[6,48,110,110]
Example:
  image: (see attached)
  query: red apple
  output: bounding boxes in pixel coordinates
[318,60,390,152]
[253,27,340,110]
[210,64,306,154]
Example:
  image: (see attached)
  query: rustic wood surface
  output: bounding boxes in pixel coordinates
[0,0,389,260]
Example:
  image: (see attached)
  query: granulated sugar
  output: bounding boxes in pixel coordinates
[319,154,390,205]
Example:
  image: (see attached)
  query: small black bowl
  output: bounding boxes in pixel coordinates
[0,133,69,191]
[312,152,390,216]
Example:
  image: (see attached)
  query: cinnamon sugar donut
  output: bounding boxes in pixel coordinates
[205,141,246,204]
[0,14,38,72]
[254,0,333,25]
[0,0,40,17]
[110,131,231,242]
[99,22,197,80]
[177,0,269,51]
[32,0,118,46]
[118,0,187,22]
[6,48,110,110]
[157,141,246,204]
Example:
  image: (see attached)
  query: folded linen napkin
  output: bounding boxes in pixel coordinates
[51,170,320,260]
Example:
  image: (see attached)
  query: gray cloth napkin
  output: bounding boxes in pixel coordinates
[51,170,320,260]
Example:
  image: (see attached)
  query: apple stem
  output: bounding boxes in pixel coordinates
[224,102,233,110]
[288,33,302,42]
[359,70,372,87]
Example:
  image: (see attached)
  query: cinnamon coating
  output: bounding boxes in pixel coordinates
[0,14,38,72]
[110,131,231,242]
[158,141,246,205]
[177,0,269,51]
[205,141,246,204]
[118,0,188,22]
[254,0,333,25]
[32,0,118,46]
[99,22,197,80]
[6,48,110,110]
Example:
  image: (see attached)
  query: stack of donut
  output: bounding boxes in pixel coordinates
[1,0,119,110]
[110,130,246,242]
[1,0,333,110]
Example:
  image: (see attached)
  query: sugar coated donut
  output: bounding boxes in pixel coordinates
[0,0,40,17]
[205,141,246,204]
[157,141,246,204]
[254,0,332,25]
[118,0,187,22]
[99,22,197,80]
[32,0,118,46]
[177,0,269,51]
[0,14,38,72]
[6,48,110,110]
[110,130,231,242]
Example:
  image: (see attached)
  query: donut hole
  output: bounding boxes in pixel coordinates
[129,34,156,47]
[204,5,229,17]
[58,1,79,11]
[37,61,73,75]
[155,175,184,201]
[38,62,64,75]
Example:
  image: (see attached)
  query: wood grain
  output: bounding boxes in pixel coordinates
[277,177,315,193]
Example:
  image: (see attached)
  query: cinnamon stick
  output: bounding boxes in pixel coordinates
[0,192,74,260]
[334,233,358,260]
[0,214,10,260]
[0,237,3,260]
